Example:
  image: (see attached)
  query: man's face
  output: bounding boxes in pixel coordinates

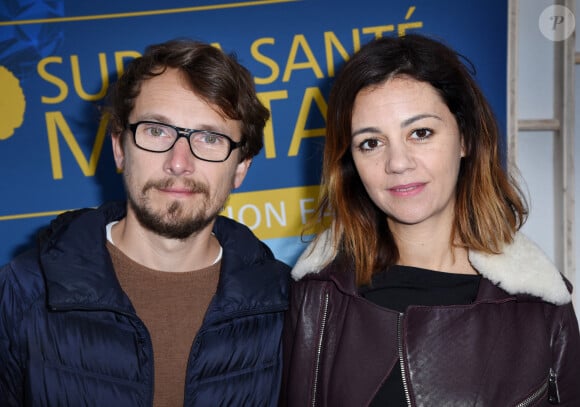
[112,68,251,240]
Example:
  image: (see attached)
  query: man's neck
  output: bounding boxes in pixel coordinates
[110,215,221,272]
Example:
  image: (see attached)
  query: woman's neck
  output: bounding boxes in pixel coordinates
[390,222,477,275]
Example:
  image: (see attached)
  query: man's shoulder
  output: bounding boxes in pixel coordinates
[214,215,255,237]
[44,202,125,237]
[214,215,291,275]
[0,248,46,315]
[36,203,125,260]
[0,202,126,310]
[213,216,271,256]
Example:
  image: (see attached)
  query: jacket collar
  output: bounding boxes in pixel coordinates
[203,216,290,324]
[40,202,132,312]
[292,229,571,306]
[41,202,289,315]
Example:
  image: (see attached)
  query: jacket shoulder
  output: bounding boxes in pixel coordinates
[40,203,125,246]
[0,249,46,328]
[470,232,571,305]
[214,216,289,270]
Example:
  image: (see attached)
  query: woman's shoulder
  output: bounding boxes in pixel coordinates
[469,232,571,305]
[291,229,338,281]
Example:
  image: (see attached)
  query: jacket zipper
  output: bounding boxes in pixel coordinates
[311,291,330,407]
[396,311,555,407]
[515,369,554,407]
[547,368,561,404]
[398,313,412,407]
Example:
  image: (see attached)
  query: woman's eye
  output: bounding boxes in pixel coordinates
[359,138,380,151]
[411,128,432,140]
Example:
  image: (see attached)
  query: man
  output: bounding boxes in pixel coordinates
[0,39,290,406]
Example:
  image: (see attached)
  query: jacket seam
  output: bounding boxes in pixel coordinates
[42,362,147,390]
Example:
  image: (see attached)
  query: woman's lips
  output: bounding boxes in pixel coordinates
[388,182,425,196]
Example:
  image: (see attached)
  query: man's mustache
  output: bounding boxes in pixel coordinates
[141,178,209,195]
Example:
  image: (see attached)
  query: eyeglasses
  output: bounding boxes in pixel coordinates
[127,121,243,162]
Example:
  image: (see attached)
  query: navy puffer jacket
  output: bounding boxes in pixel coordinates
[0,201,290,406]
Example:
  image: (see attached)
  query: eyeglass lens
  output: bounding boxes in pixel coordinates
[134,122,232,161]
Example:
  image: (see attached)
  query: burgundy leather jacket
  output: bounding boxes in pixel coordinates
[280,232,580,406]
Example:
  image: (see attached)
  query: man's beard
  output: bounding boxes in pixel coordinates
[128,178,221,240]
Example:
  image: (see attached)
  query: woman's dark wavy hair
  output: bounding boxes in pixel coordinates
[104,38,269,161]
[311,33,528,285]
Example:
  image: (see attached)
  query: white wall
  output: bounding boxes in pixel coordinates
[516,0,579,307]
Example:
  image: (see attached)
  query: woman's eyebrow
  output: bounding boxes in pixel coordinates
[401,113,442,128]
[352,126,381,138]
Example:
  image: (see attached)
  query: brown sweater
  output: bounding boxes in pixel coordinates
[107,241,220,407]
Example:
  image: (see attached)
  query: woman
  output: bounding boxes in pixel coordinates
[280,34,580,406]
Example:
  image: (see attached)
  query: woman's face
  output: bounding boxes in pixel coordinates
[350,76,465,232]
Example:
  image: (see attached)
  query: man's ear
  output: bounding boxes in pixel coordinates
[233,158,252,189]
[111,132,125,170]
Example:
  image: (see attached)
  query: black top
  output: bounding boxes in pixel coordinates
[359,265,481,406]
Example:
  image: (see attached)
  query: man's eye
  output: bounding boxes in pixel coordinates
[204,133,219,144]
[145,125,170,138]
[150,127,165,137]
[199,132,225,145]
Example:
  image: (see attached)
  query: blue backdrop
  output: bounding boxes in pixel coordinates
[0,0,508,266]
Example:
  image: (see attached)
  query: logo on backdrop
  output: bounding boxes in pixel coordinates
[539,5,575,42]
[0,66,25,140]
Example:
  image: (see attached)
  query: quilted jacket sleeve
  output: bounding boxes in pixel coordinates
[0,262,25,406]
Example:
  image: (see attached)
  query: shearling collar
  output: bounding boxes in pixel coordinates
[292,229,571,306]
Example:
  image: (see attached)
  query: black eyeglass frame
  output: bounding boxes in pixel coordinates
[127,121,244,163]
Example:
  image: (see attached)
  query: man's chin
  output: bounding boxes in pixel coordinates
[128,196,220,238]
[145,218,212,240]
[134,211,212,240]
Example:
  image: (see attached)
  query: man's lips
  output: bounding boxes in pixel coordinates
[157,186,207,197]
[141,179,209,197]
[159,187,196,193]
